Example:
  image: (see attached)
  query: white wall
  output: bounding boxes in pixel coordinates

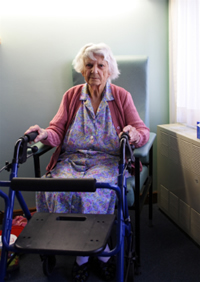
[0,0,169,209]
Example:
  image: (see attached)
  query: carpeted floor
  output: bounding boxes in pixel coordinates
[2,204,200,281]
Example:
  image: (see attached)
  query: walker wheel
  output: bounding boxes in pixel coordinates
[42,255,56,276]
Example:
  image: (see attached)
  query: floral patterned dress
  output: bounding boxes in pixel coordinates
[36,83,130,214]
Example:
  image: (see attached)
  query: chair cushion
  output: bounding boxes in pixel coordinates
[126,165,149,207]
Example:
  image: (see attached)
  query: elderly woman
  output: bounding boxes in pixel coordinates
[25,43,149,282]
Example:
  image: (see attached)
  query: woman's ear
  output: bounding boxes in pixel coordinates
[81,71,85,79]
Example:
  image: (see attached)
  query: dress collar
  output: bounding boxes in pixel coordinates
[80,82,114,101]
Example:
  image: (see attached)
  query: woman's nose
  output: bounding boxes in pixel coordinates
[91,64,98,73]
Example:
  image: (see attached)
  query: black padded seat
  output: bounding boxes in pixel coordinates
[15,212,115,256]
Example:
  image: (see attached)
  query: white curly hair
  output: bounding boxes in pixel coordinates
[72,43,120,82]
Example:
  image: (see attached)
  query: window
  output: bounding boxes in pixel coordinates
[169,0,200,127]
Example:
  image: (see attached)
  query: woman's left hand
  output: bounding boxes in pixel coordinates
[119,125,140,144]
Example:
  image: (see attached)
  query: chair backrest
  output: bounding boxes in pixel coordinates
[72,56,149,126]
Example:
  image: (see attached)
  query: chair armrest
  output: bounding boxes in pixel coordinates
[133,132,156,158]
[33,142,53,157]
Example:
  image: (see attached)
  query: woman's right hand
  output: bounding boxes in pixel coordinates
[24,125,48,143]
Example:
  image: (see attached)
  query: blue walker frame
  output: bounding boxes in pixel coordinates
[0,132,135,282]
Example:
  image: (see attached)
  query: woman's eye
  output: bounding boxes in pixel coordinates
[86,63,92,68]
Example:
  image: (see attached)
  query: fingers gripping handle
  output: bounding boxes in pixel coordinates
[120,132,130,142]
[24,131,38,142]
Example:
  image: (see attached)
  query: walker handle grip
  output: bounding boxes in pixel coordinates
[24,131,38,142]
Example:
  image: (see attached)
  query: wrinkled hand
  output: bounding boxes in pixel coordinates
[119,125,140,144]
[24,125,48,143]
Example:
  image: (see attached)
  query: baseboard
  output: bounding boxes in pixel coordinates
[0,192,158,225]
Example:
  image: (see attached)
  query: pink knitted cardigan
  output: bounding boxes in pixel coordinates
[42,84,150,173]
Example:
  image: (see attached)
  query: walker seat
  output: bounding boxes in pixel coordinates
[15,212,115,255]
[10,177,115,255]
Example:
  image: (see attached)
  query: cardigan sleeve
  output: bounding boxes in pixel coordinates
[42,85,83,148]
[123,91,149,148]
[109,84,150,148]
[41,92,69,147]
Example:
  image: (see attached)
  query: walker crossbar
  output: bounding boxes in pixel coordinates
[11,177,97,192]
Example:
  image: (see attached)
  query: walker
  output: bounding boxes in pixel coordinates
[0,131,137,281]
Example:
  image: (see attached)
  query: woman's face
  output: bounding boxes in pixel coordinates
[81,54,110,89]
